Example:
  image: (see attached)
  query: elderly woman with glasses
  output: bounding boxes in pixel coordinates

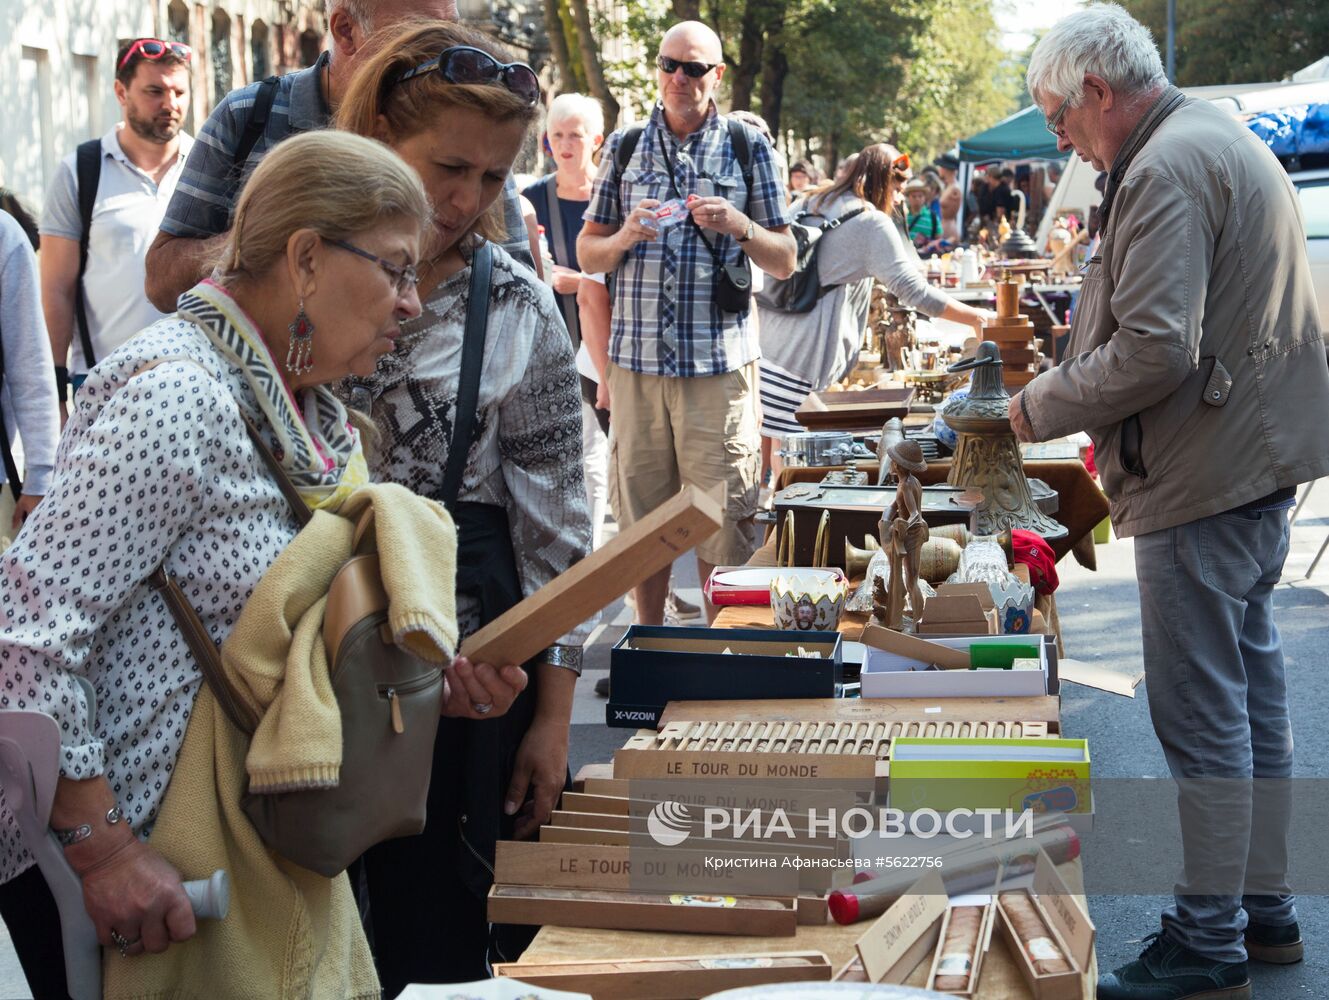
[0,131,458,998]
[336,20,592,990]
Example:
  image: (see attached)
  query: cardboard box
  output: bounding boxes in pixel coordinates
[918,584,998,636]
[860,633,1049,699]
[888,737,1091,815]
[995,848,1096,1000]
[493,951,833,999]
[607,626,843,728]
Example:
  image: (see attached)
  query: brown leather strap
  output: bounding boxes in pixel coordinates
[148,565,257,734]
[148,413,313,735]
[239,413,313,528]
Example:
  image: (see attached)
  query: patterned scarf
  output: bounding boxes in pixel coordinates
[176,281,368,512]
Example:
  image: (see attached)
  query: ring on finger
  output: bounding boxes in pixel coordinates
[472,702,493,715]
[110,929,140,957]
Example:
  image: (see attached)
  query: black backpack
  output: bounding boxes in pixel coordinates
[754,204,866,314]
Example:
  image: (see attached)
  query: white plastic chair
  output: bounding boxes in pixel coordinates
[0,694,228,999]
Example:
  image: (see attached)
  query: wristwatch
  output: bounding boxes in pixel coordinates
[736,219,755,243]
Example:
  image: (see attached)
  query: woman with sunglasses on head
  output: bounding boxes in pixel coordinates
[0,131,447,999]
[335,20,592,989]
[755,144,996,478]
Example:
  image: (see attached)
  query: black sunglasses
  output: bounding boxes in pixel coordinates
[394,45,540,107]
[656,55,720,79]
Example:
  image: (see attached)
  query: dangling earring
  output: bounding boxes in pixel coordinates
[286,299,314,375]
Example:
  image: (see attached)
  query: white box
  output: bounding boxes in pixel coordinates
[860,635,1048,699]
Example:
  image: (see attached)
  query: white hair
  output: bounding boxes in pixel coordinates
[1026,2,1166,107]
[547,93,605,137]
[327,0,375,31]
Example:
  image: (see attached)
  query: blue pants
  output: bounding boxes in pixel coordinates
[1135,508,1297,963]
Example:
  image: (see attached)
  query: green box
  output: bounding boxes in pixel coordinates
[888,737,1091,815]
[968,642,1041,670]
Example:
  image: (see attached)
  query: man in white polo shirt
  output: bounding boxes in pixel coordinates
[40,38,192,421]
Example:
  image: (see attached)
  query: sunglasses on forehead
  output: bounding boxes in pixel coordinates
[118,38,193,72]
[393,45,540,107]
[656,55,720,79]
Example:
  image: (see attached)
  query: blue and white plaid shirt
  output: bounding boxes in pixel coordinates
[585,102,792,378]
[161,52,533,266]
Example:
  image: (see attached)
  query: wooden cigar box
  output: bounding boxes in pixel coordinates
[493,951,833,999]
[487,884,799,937]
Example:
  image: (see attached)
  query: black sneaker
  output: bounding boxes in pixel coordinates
[1097,932,1251,1000]
[593,675,609,697]
[1244,919,1303,964]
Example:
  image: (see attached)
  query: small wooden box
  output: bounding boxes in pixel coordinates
[925,898,996,996]
[995,849,1096,1000]
[493,950,833,998]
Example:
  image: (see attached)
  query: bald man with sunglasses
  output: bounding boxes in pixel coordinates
[580,21,796,629]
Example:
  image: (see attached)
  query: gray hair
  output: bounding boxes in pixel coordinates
[1026,2,1166,107]
[547,93,605,136]
[327,0,374,32]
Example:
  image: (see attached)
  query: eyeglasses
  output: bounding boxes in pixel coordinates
[656,56,720,79]
[118,39,193,72]
[394,46,540,107]
[328,239,419,296]
[1045,95,1073,136]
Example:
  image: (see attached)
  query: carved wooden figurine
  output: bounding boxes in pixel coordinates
[877,440,930,629]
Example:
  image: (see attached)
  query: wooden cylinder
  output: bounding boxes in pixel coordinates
[996,280,1021,318]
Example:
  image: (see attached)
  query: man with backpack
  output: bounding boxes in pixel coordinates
[39,38,192,420]
[578,20,796,626]
[144,0,533,313]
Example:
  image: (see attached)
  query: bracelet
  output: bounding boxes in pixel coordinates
[53,806,124,848]
[544,645,583,675]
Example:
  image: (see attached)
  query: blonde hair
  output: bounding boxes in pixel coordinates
[336,18,540,244]
[218,131,431,283]
[547,92,604,137]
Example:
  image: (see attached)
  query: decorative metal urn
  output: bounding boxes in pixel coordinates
[943,343,1068,541]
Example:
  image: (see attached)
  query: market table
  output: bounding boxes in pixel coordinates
[775,458,1107,571]
[509,589,1097,997]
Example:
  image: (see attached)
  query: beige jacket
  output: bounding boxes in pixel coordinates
[1022,90,1329,537]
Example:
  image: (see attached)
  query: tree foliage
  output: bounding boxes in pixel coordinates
[577,0,1018,167]
[1121,0,1329,86]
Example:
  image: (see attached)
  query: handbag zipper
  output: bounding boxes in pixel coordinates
[377,672,443,736]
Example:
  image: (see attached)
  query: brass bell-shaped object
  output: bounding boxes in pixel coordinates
[843,535,881,578]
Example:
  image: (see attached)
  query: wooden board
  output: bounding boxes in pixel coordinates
[573,762,616,789]
[860,624,973,670]
[488,885,799,937]
[561,791,631,816]
[461,486,722,666]
[583,777,632,797]
[658,697,1062,730]
[795,387,915,431]
[540,825,630,846]
[493,951,833,999]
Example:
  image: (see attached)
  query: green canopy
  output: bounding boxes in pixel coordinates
[957,105,1069,162]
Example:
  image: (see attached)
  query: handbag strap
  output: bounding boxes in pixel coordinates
[543,174,582,347]
[147,414,314,735]
[439,240,493,510]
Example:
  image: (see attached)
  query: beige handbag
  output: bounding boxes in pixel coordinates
[149,416,444,877]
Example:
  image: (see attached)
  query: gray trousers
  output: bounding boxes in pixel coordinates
[1135,507,1297,963]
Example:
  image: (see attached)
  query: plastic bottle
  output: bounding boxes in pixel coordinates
[536,224,556,287]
